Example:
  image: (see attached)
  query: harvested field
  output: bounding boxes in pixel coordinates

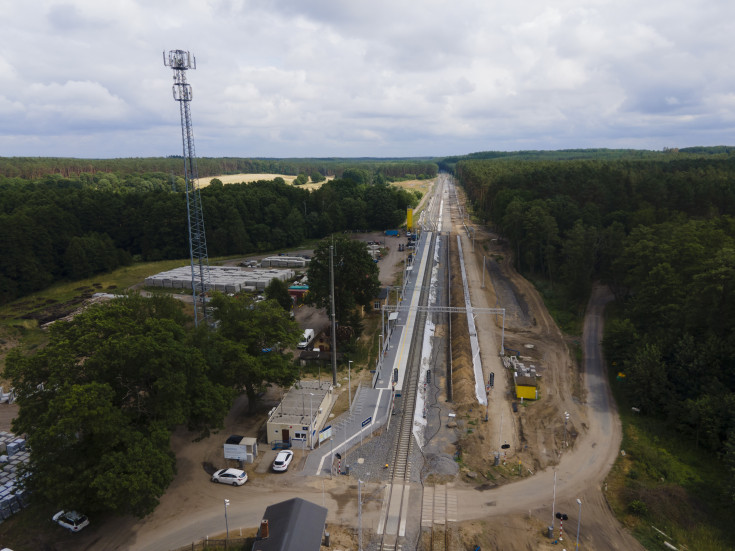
[194,173,332,190]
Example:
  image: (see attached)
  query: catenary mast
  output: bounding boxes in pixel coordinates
[163,50,211,326]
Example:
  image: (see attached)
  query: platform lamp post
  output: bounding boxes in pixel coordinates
[224,498,230,543]
[576,498,582,548]
[564,411,570,448]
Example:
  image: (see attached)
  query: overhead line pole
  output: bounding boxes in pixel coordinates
[330,244,337,385]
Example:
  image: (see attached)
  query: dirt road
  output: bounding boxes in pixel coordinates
[452,284,643,550]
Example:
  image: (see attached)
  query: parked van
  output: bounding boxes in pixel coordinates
[297,329,315,349]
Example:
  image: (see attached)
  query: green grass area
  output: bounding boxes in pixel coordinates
[606,372,735,550]
[0,258,197,379]
[0,259,190,327]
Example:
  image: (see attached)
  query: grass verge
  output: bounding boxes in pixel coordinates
[605,370,735,550]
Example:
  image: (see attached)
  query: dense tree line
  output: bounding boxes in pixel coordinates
[0,169,421,304]
[455,152,735,503]
[437,146,735,172]
[0,156,437,182]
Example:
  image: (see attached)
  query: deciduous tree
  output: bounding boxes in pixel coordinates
[305,235,380,327]
[3,294,231,516]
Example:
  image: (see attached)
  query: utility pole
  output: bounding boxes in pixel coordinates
[550,470,557,538]
[348,360,352,410]
[309,393,314,450]
[358,479,363,551]
[329,244,337,385]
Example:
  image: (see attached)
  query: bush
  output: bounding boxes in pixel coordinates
[629,499,648,516]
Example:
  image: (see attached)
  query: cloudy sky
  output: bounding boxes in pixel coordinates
[2,0,734,158]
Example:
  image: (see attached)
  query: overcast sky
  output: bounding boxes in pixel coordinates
[2,0,734,159]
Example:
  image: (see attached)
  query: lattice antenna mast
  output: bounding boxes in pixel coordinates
[163,49,211,327]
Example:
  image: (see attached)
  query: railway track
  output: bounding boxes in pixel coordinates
[376,178,465,551]
[375,221,442,551]
[424,179,459,551]
[421,484,458,551]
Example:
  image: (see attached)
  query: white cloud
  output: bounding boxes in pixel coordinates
[0,0,734,157]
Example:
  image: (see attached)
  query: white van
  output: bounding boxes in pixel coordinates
[297,329,315,349]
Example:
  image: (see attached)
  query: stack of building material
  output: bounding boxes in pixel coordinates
[0,432,30,522]
[260,256,309,268]
[144,266,295,293]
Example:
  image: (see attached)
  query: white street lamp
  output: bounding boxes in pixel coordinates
[576,498,582,548]
[224,499,230,542]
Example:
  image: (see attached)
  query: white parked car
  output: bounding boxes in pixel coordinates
[211,467,248,486]
[272,450,294,472]
[52,510,90,532]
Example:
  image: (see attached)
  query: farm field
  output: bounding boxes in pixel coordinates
[195,173,432,195]
[194,173,332,190]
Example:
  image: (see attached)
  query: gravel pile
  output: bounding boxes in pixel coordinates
[424,453,459,476]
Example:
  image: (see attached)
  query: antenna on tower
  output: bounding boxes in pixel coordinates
[164,49,211,327]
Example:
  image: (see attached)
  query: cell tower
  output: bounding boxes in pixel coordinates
[163,49,211,326]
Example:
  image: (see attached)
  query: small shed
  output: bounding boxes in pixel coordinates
[514,373,538,400]
[224,435,258,464]
[252,497,327,551]
[373,287,389,311]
